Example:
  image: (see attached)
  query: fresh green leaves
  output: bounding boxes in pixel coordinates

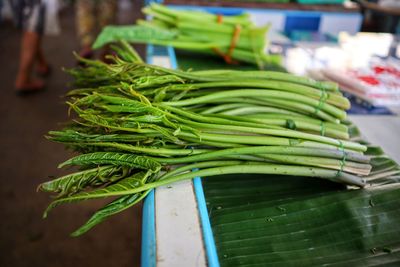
[41,42,396,238]
[43,171,152,218]
[39,166,120,197]
[71,190,151,236]
[58,152,162,173]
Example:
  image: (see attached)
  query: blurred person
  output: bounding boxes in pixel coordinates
[76,0,117,60]
[12,0,51,93]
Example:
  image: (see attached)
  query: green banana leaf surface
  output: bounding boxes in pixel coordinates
[202,144,400,266]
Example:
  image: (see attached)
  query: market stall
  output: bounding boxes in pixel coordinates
[38,2,400,267]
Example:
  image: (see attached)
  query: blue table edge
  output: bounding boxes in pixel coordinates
[141,44,157,267]
[141,45,220,267]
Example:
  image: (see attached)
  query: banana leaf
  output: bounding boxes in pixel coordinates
[202,145,400,266]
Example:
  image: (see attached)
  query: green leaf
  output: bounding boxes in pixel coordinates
[71,190,151,237]
[58,152,162,173]
[96,94,156,111]
[150,124,178,141]
[48,130,152,144]
[43,171,152,218]
[38,165,121,197]
[109,40,143,63]
[365,146,385,156]
[92,25,177,49]
[133,74,184,89]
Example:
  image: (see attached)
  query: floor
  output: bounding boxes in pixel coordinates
[0,4,144,267]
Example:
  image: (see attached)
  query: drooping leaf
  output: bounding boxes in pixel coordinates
[71,189,151,237]
[43,171,152,218]
[365,145,386,156]
[39,165,121,197]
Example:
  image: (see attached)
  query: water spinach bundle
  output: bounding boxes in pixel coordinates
[93,3,280,68]
[40,44,371,236]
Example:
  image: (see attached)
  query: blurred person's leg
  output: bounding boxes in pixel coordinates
[76,0,95,59]
[36,44,50,76]
[15,31,43,91]
[15,3,47,92]
[98,0,117,61]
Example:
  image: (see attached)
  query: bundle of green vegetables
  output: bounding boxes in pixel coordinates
[40,43,372,236]
[92,3,280,68]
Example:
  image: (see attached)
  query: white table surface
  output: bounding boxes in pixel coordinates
[349,115,400,163]
[152,55,207,267]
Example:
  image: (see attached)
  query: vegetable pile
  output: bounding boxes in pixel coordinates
[40,43,372,236]
[93,3,280,68]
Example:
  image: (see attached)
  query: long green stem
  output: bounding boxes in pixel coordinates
[118,164,367,195]
[176,131,366,152]
[159,104,346,141]
[158,81,349,109]
[162,90,346,120]
[191,70,339,91]
[211,113,349,139]
[159,160,243,180]
[202,97,340,123]
[152,146,369,164]
[167,113,357,150]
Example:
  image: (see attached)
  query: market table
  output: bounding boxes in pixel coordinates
[141,46,400,267]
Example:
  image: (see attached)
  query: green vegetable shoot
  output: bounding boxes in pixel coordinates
[40,42,374,236]
[93,3,281,69]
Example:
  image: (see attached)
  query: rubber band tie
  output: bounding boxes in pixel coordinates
[216,14,223,24]
[212,14,241,64]
[314,87,328,115]
[335,140,347,177]
[320,121,326,136]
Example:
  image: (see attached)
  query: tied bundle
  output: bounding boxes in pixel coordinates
[93,3,280,69]
[39,43,371,236]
